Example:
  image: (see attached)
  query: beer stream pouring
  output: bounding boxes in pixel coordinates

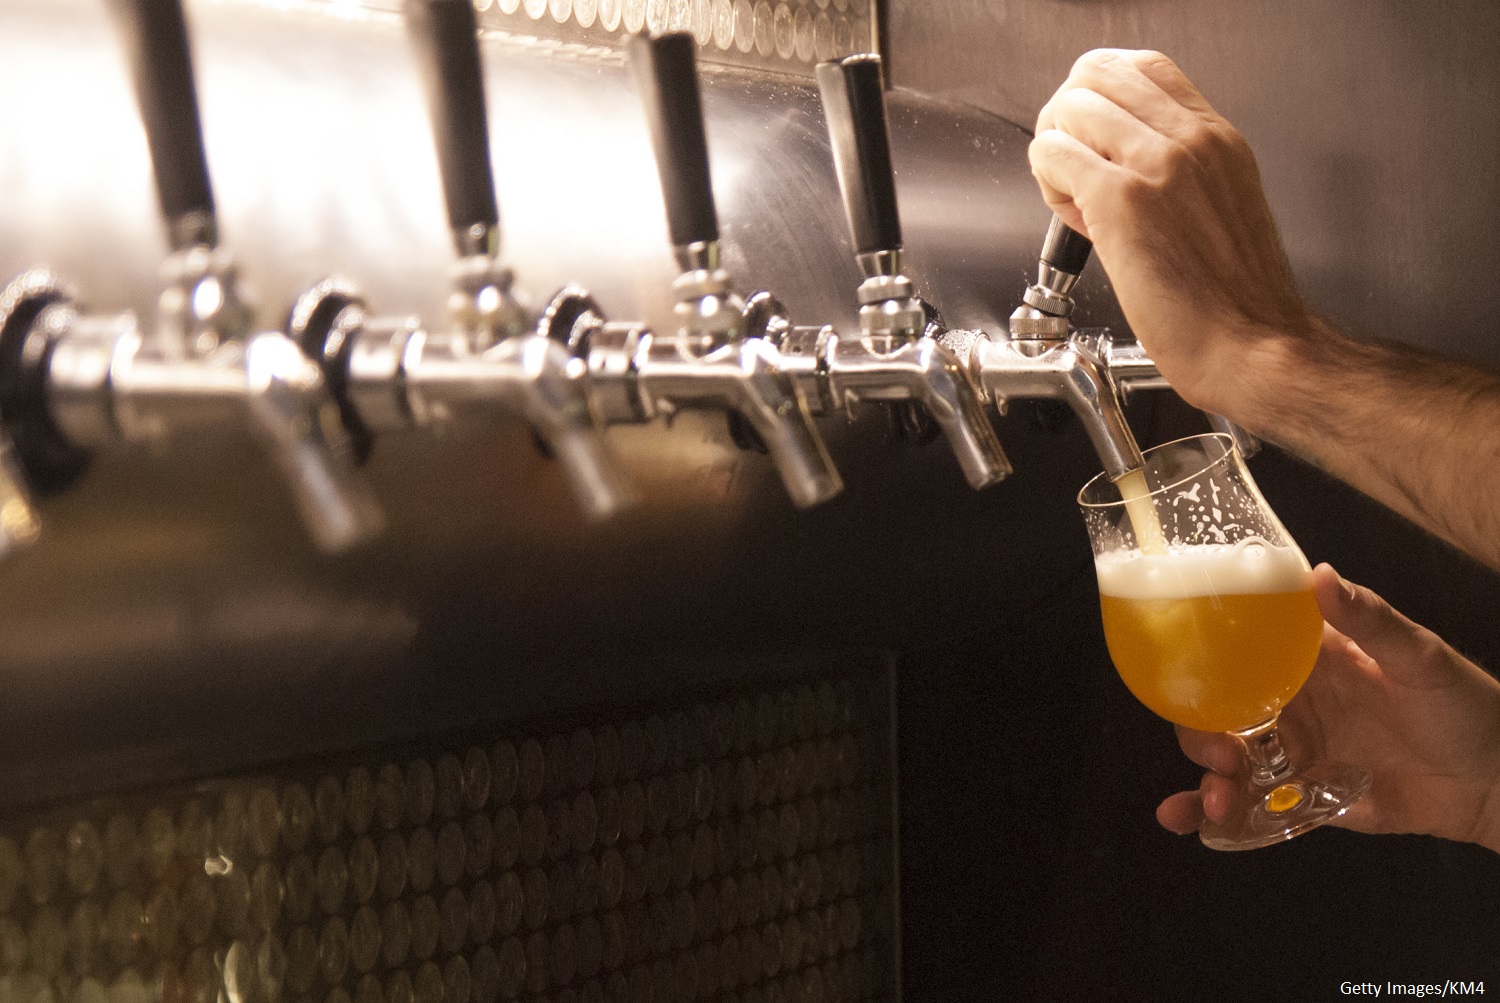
[0,0,384,553]
[291,0,637,523]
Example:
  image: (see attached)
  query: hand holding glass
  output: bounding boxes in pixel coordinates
[1079,434,1370,850]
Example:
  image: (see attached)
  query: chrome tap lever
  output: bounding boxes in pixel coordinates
[622,32,842,508]
[627,32,719,254]
[409,0,632,518]
[1010,215,1090,342]
[1014,215,1259,460]
[932,213,1147,481]
[118,0,381,548]
[809,53,1010,489]
[404,0,500,259]
[105,0,216,250]
[815,54,901,261]
[0,0,384,552]
[282,0,634,522]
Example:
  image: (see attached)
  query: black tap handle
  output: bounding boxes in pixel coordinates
[107,0,217,248]
[815,54,901,256]
[1041,214,1093,277]
[627,32,719,249]
[405,0,500,254]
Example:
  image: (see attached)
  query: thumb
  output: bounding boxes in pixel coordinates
[1310,563,1437,683]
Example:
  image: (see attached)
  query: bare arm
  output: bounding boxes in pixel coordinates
[1241,322,1500,571]
[1026,48,1500,572]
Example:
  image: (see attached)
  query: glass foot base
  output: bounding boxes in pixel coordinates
[1200,761,1371,851]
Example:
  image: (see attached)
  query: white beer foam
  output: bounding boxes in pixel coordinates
[1095,538,1312,600]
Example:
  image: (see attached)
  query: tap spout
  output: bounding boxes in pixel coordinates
[965,333,1144,481]
[633,334,843,509]
[407,330,637,522]
[816,332,1011,488]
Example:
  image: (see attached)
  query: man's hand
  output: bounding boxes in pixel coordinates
[1027,48,1311,417]
[1030,48,1500,574]
[1158,563,1500,852]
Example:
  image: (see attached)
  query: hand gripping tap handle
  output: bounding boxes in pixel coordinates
[627,33,719,251]
[107,0,217,249]
[814,54,902,257]
[404,0,501,256]
[1041,215,1094,278]
[1041,215,1261,459]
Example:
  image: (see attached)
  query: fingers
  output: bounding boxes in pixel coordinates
[1311,563,1444,685]
[1156,791,1203,834]
[1027,128,1120,236]
[1174,724,1242,776]
[1040,87,1169,170]
[1159,728,1242,837]
[1157,772,1238,835]
[1045,49,1213,142]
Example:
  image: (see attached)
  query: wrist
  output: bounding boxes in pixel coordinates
[1192,313,1335,436]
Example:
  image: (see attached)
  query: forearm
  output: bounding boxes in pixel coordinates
[1215,316,1500,573]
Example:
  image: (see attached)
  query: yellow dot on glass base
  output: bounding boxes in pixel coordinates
[1267,784,1303,813]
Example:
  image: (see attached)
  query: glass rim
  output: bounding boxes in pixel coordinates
[1076,432,1237,510]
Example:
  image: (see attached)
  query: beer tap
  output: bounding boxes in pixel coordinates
[0,0,382,552]
[543,33,843,509]
[291,0,635,522]
[0,272,55,558]
[762,53,1010,490]
[945,216,1257,480]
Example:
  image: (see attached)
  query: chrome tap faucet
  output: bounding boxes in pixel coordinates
[0,275,54,557]
[944,216,1255,481]
[546,33,842,510]
[761,53,1010,490]
[0,0,382,552]
[292,0,635,523]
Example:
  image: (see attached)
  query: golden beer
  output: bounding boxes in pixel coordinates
[1096,542,1323,733]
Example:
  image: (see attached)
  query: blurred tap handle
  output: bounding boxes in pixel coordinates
[106,0,217,249]
[1040,214,1094,279]
[403,0,501,257]
[627,32,720,251]
[815,54,903,257]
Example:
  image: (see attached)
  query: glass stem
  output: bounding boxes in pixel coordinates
[1232,719,1295,788]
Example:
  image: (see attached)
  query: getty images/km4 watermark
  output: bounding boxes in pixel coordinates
[1341,984,1486,997]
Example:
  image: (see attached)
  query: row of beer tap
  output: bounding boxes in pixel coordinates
[0,0,1257,558]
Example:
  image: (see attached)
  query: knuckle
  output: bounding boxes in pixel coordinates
[1116,169,1165,209]
[1182,121,1248,164]
[1132,49,1179,75]
[1053,86,1099,120]
[1073,47,1126,78]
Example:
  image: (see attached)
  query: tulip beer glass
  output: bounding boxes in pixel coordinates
[1078,433,1371,850]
